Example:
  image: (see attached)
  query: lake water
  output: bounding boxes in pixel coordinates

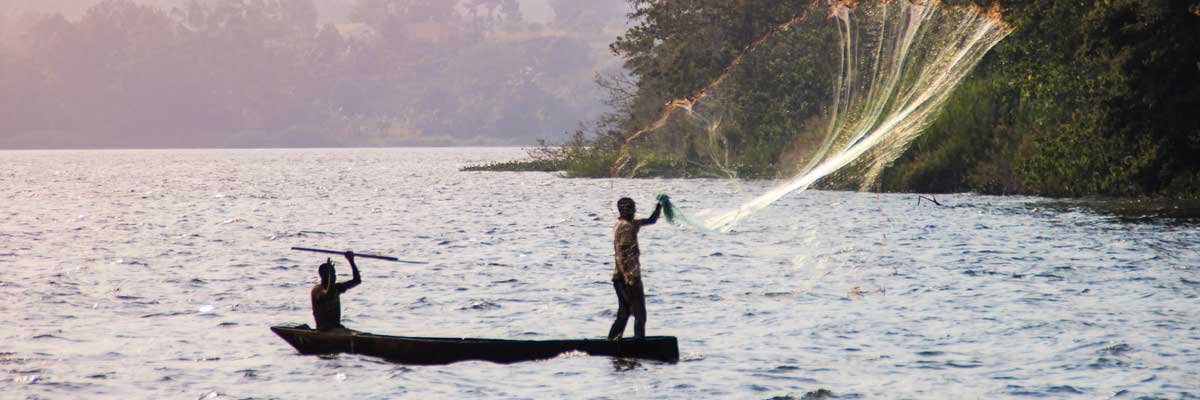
[2,148,1197,399]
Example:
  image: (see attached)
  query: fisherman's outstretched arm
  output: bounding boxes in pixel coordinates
[337,252,362,292]
[638,202,663,226]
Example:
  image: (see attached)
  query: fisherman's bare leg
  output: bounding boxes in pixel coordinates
[608,278,632,340]
[630,280,647,339]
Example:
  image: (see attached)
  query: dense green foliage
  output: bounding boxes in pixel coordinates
[503,0,838,179]
[881,0,1200,197]
[517,0,1200,198]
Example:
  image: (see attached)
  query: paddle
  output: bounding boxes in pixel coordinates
[291,246,428,264]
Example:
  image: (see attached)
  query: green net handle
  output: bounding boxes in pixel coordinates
[656,193,677,224]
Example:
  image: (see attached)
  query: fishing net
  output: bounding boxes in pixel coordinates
[624,1,1010,232]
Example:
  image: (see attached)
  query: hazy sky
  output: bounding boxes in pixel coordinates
[2,0,559,23]
[517,0,555,23]
[0,0,632,148]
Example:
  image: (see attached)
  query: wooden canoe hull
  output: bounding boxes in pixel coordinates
[270,325,680,365]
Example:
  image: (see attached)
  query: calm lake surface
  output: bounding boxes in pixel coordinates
[2,148,1197,399]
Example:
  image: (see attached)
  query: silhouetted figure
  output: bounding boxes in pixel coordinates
[311,252,361,331]
[608,196,663,340]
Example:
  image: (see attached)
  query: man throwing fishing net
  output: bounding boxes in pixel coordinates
[311,251,361,331]
[608,196,664,340]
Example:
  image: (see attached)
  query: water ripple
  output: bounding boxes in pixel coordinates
[1,148,1197,398]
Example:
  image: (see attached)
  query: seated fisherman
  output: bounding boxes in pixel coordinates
[311,251,361,331]
[608,196,663,340]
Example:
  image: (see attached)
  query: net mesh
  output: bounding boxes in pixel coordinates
[620,1,1010,232]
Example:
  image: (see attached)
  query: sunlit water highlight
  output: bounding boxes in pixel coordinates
[2,148,1198,399]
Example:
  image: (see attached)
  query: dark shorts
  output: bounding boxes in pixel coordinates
[608,276,647,339]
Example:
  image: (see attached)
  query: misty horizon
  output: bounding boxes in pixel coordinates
[0,0,631,149]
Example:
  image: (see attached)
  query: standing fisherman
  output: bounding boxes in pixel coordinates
[608,196,664,340]
[311,251,361,331]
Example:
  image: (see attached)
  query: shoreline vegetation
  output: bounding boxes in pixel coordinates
[467,0,1200,199]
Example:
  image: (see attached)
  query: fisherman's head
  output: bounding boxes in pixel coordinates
[617,197,636,220]
[318,258,336,284]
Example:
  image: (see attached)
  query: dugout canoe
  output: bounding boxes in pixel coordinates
[270,324,679,365]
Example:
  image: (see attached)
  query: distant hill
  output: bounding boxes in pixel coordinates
[0,0,631,148]
[1,0,554,24]
[3,0,353,23]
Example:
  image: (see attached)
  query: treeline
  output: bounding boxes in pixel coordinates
[879,0,1200,196]
[515,0,1200,198]
[0,0,624,148]
[476,0,831,178]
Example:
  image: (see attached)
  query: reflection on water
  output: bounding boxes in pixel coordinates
[1030,197,1200,222]
[0,148,1197,399]
[611,358,642,372]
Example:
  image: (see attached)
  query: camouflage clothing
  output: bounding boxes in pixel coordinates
[613,219,643,281]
